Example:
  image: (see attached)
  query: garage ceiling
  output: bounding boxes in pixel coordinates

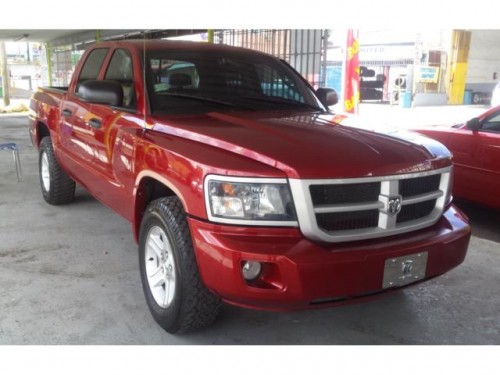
[0,30,76,43]
[0,29,206,47]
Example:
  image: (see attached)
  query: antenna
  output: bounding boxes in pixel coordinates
[142,30,148,134]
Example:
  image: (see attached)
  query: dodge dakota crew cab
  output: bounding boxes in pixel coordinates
[29,40,471,333]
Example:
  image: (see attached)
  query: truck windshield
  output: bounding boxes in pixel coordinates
[146,49,326,115]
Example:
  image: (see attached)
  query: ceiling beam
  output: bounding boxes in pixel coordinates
[0,29,208,48]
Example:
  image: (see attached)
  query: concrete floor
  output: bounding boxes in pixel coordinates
[1,106,499,344]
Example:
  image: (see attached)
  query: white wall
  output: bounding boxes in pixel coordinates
[467,30,500,84]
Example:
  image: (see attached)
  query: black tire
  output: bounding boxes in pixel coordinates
[39,137,76,205]
[139,197,222,333]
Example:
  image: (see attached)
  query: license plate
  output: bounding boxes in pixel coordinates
[383,252,428,289]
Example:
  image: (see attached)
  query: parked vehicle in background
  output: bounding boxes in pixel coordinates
[491,82,500,107]
[29,40,470,334]
[414,105,500,209]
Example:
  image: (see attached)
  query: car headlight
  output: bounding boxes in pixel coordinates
[204,175,297,226]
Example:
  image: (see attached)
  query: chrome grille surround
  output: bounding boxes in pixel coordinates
[289,166,452,243]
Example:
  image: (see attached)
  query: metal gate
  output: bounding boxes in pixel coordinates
[215,29,329,89]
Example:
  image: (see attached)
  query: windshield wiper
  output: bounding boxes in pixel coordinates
[243,95,324,112]
[158,93,257,111]
[158,93,237,108]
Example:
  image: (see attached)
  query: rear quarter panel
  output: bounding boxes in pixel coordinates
[29,88,65,148]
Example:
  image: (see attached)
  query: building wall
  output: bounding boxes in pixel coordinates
[467,30,500,85]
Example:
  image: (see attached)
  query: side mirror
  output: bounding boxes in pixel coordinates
[77,80,123,107]
[316,88,339,107]
[466,117,481,131]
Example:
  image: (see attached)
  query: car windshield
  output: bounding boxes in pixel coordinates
[146,49,326,115]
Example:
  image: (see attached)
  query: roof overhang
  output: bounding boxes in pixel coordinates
[0,29,207,48]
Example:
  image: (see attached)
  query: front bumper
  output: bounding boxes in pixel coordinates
[188,204,470,311]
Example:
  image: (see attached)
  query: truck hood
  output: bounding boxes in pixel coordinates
[151,111,451,179]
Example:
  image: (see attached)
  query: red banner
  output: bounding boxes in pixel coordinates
[343,29,360,114]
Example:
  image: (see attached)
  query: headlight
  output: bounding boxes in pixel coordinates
[204,175,297,226]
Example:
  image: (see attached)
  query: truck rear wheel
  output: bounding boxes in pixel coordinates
[139,197,222,333]
[39,137,76,205]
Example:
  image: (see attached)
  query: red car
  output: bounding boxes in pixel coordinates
[415,105,500,209]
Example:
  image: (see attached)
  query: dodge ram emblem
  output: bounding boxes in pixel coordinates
[388,196,402,216]
[402,260,414,275]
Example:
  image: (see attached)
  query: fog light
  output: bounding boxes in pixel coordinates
[241,261,262,281]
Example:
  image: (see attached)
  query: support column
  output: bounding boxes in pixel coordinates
[45,43,52,87]
[207,29,214,44]
[446,30,471,104]
[0,42,10,106]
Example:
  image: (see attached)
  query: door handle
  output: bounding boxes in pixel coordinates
[88,118,102,129]
[62,109,72,117]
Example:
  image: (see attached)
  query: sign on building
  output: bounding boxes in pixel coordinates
[418,67,440,83]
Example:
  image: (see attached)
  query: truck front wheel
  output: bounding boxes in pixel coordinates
[39,137,76,205]
[139,197,222,333]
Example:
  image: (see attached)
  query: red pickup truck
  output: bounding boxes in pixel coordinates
[29,40,471,333]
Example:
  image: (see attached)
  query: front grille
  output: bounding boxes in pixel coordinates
[397,200,436,223]
[316,210,379,231]
[289,167,451,243]
[400,174,440,198]
[310,182,380,205]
